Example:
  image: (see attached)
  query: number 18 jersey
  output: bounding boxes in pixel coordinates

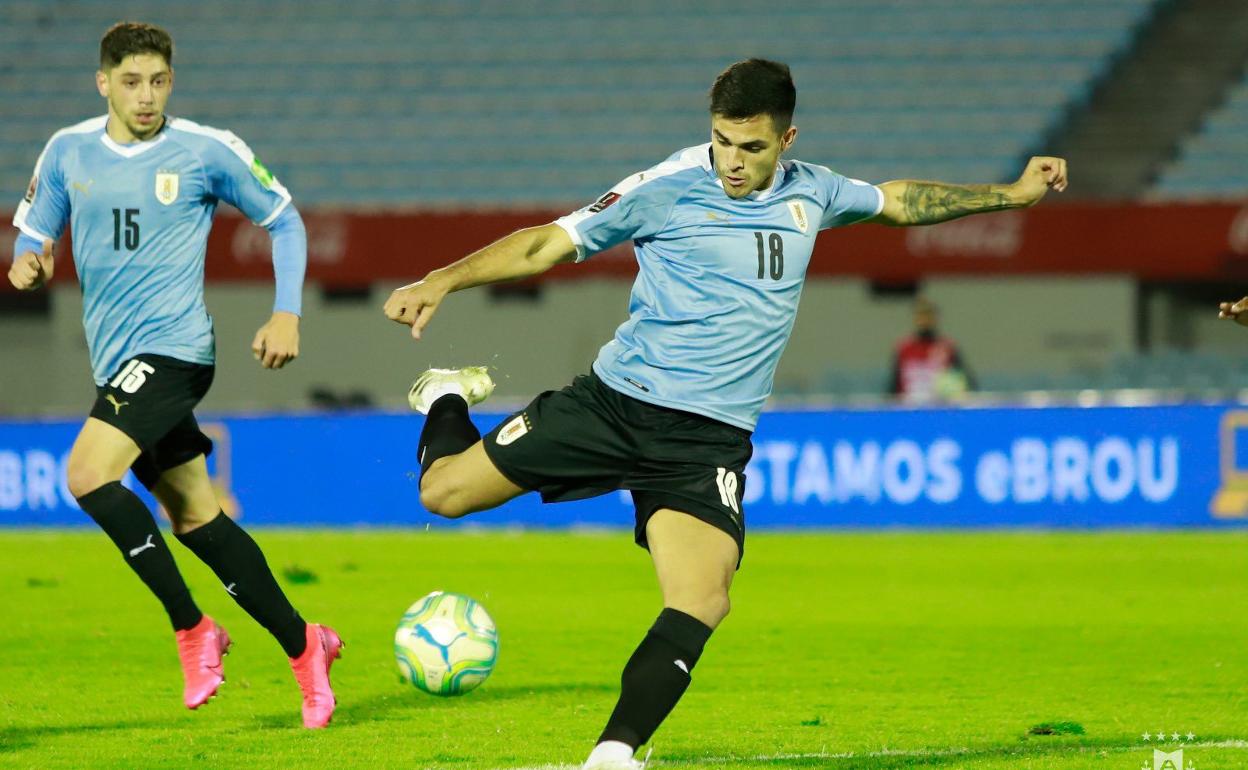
[555,143,883,431]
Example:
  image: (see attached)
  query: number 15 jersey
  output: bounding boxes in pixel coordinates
[13,115,291,385]
[555,143,883,431]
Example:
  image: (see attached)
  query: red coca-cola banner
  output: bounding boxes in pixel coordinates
[7,202,1248,289]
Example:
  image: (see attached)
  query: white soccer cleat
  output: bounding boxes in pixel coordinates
[407,366,495,414]
[582,742,649,769]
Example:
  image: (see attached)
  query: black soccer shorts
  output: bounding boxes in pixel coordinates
[482,371,752,559]
[88,353,215,489]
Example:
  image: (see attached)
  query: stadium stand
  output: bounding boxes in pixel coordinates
[1154,68,1248,199]
[1,0,1161,207]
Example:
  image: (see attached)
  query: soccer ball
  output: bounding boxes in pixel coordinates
[394,591,499,696]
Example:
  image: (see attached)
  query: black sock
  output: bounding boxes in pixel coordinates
[176,513,308,658]
[598,608,714,748]
[418,394,481,475]
[77,482,202,632]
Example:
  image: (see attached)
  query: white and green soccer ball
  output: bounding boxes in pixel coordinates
[394,591,499,696]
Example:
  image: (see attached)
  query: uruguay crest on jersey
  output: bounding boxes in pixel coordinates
[155,170,179,205]
[787,199,809,233]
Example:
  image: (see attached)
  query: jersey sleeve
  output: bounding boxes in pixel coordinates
[554,171,682,262]
[12,135,70,243]
[814,165,884,229]
[201,131,292,227]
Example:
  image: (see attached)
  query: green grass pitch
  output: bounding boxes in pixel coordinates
[1,529,1245,769]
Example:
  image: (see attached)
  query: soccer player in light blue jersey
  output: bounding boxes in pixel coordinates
[384,59,1067,768]
[7,22,341,728]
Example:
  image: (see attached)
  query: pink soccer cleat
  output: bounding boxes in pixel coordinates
[175,615,231,709]
[289,623,343,728]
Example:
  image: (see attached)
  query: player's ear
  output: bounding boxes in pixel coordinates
[781,125,797,153]
[95,69,109,98]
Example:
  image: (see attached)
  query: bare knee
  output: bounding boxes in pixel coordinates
[167,507,219,535]
[419,470,470,519]
[670,590,731,630]
[66,458,116,500]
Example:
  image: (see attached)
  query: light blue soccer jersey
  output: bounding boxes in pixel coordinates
[555,144,883,431]
[12,116,292,384]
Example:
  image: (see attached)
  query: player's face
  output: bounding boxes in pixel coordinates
[710,114,797,199]
[96,54,173,142]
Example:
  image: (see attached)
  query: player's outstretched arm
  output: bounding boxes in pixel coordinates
[383,223,577,340]
[1218,298,1248,327]
[869,156,1068,226]
[7,238,54,291]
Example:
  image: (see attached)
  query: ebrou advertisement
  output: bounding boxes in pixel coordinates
[1,404,1245,528]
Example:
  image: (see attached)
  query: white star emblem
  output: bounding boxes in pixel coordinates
[1171,732,1180,741]
[1186,732,1195,741]
[1142,732,1151,741]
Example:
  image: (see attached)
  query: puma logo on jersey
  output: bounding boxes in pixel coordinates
[705,211,730,222]
[128,534,156,557]
[71,179,95,196]
[105,394,129,414]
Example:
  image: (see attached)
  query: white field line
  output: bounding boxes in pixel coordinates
[498,739,1248,770]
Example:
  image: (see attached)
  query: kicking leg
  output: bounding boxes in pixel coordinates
[157,456,342,729]
[421,441,526,517]
[410,366,525,517]
[585,509,737,769]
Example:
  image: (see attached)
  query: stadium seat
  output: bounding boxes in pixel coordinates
[1154,71,1248,199]
[1,0,1162,206]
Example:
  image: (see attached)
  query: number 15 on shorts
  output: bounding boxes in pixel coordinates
[109,359,155,394]
[715,467,741,515]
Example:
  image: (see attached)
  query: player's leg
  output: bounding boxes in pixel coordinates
[153,439,342,728]
[66,416,204,634]
[157,455,309,657]
[421,441,526,517]
[66,415,230,709]
[410,366,526,517]
[585,510,737,769]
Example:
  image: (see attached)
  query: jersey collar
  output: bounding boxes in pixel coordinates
[100,118,170,158]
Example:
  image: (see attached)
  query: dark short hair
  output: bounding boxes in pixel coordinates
[100,22,173,70]
[709,59,796,132]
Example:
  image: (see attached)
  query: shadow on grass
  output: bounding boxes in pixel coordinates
[0,718,162,755]
[250,681,618,730]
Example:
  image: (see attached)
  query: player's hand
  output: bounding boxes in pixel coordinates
[1219,297,1248,327]
[1011,156,1068,206]
[7,238,54,291]
[251,311,300,369]
[384,277,449,341]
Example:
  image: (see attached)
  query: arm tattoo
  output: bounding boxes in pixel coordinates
[899,182,1014,225]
